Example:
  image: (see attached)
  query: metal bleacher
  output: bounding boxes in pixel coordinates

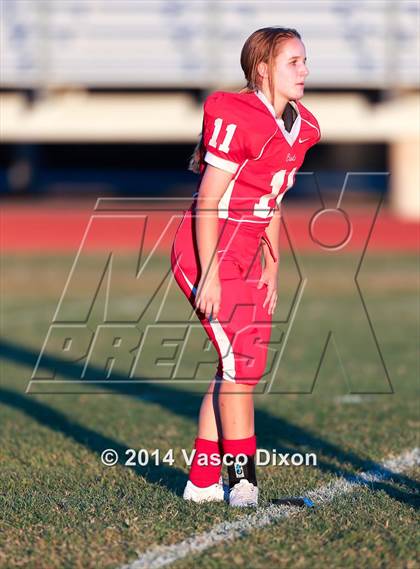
[1,0,419,89]
[1,0,419,218]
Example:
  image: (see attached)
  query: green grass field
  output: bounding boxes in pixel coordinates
[1,251,418,569]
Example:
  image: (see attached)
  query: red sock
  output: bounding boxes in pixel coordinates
[188,437,223,488]
[223,435,258,488]
[222,435,257,457]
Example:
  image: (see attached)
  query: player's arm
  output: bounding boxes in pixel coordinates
[263,206,281,273]
[196,164,234,275]
[194,92,248,319]
[195,165,234,319]
[258,205,281,315]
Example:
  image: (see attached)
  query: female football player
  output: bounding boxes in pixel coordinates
[171,27,320,507]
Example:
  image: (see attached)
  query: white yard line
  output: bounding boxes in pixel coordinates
[118,448,419,569]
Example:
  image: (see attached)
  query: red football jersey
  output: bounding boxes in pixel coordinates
[198,89,321,225]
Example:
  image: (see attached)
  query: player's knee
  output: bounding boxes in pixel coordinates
[235,340,268,384]
[217,325,269,385]
[218,376,257,391]
[234,354,267,385]
[218,355,265,385]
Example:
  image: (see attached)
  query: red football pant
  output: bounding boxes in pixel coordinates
[171,206,274,386]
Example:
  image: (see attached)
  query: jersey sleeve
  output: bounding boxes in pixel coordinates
[202,92,249,174]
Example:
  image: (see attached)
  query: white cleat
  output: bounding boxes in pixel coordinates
[229,479,259,507]
[183,476,225,503]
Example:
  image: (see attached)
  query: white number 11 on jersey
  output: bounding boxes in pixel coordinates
[209,118,237,153]
[253,168,297,219]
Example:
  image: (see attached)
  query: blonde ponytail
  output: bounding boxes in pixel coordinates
[188,131,204,174]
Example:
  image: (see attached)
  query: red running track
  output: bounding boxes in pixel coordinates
[1,201,418,253]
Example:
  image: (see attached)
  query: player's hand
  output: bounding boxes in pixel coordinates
[257,267,278,315]
[195,273,221,320]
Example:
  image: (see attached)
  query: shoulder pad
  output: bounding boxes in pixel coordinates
[296,100,321,145]
[203,91,278,172]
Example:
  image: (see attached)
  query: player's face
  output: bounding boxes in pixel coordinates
[272,37,309,101]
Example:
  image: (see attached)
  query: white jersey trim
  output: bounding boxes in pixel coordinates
[218,159,248,219]
[301,117,321,140]
[173,255,236,382]
[254,90,302,147]
[218,128,278,221]
[224,216,269,224]
[204,151,239,174]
